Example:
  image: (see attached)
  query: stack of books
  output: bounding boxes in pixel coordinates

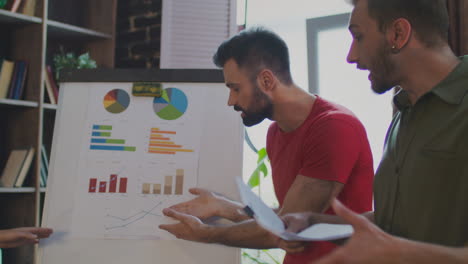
[0,145,49,188]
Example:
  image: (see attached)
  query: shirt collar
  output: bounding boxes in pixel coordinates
[393,56,468,109]
[430,56,468,105]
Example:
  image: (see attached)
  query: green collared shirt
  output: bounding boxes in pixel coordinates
[374,55,468,246]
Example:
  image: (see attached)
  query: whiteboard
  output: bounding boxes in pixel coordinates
[39,82,243,264]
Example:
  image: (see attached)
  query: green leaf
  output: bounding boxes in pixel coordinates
[247,148,269,188]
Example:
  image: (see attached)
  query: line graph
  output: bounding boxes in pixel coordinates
[105,200,165,231]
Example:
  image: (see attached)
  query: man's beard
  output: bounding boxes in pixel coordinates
[235,85,273,127]
[370,42,397,94]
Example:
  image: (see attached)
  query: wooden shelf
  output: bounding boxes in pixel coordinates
[43,103,58,110]
[47,20,112,39]
[0,187,46,193]
[0,9,42,25]
[0,98,38,108]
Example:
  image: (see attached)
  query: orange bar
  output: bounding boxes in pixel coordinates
[149,148,194,153]
[149,150,176,154]
[149,144,182,148]
[151,130,176,135]
[150,141,175,145]
[155,131,176,134]
[151,128,176,134]
[150,137,170,140]
[150,134,164,137]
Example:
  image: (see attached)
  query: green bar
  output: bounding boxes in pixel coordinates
[99,125,113,130]
[124,146,136,152]
[106,139,125,144]
[101,132,111,137]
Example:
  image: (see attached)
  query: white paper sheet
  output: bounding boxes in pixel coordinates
[236,177,353,241]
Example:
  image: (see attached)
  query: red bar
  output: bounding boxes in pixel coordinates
[119,178,127,193]
[99,181,107,193]
[89,178,97,193]
[109,174,117,193]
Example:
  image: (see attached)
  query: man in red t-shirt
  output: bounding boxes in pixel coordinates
[159,28,373,263]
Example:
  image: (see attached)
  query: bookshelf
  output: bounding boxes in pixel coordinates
[0,0,116,263]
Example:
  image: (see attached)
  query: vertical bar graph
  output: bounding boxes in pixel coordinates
[109,174,117,193]
[119,178,128,193]
[90,125,136,152]
[88,174,127,194]
[164,176,173,194]
[148,128,193,155]
[141,169,185,195]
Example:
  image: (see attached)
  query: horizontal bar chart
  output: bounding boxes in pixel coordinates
[147,128,193,155]
[90,124,136,152]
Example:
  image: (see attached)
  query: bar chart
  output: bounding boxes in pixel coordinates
[148,128,193,155]
[90,125,136,152]
[89,174,128,194]
[142,169,184,195]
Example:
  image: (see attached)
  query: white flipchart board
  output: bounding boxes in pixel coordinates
[39,82,243,264]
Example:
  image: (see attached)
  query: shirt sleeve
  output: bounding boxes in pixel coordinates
[298,116,365,184]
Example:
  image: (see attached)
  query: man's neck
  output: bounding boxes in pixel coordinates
[272,85,316,132]
[401,46,461,105]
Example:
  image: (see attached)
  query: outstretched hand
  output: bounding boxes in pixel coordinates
[0,227,53,248]
[314,199,396,264]
[159,208,214,243]
[167,188,225,220]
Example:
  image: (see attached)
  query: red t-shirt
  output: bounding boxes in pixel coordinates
[267,96,374,264]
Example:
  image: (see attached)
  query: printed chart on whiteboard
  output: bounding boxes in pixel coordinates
[70,85,205,240]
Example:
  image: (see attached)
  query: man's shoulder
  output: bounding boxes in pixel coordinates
[309,97,365,130]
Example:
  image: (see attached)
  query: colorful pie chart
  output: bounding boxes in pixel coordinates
[153,88,188,120]
[103,89,130,114]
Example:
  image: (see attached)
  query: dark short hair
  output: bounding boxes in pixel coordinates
[213,27,293,85]
[350,0,449,47]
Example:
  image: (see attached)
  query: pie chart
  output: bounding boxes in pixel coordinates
[153,88,188,120]
[103,89,130,114]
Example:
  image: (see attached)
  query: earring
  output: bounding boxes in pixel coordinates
[391,45,400,54]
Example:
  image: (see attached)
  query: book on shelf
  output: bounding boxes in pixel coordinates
[40,145,48,187]
[0,59,14,99]
[6,0,22,12]
[20,0,35,16]
[0,148,30,187]
[44,67,57,104]
[12,60,27,99]
[14,146,34,187]
[46,65,58,102]
[7,61,18,98]
[6,60,27,100]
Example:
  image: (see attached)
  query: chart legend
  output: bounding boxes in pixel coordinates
[148,128,193,155]
[90,125,136,152]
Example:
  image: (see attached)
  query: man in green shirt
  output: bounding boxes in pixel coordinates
[278,0,468,256]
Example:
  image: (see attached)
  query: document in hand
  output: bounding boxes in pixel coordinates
[235,177,353,241]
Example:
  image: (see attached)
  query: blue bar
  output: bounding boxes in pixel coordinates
[91,138,107,143]
[90,145,126,151]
